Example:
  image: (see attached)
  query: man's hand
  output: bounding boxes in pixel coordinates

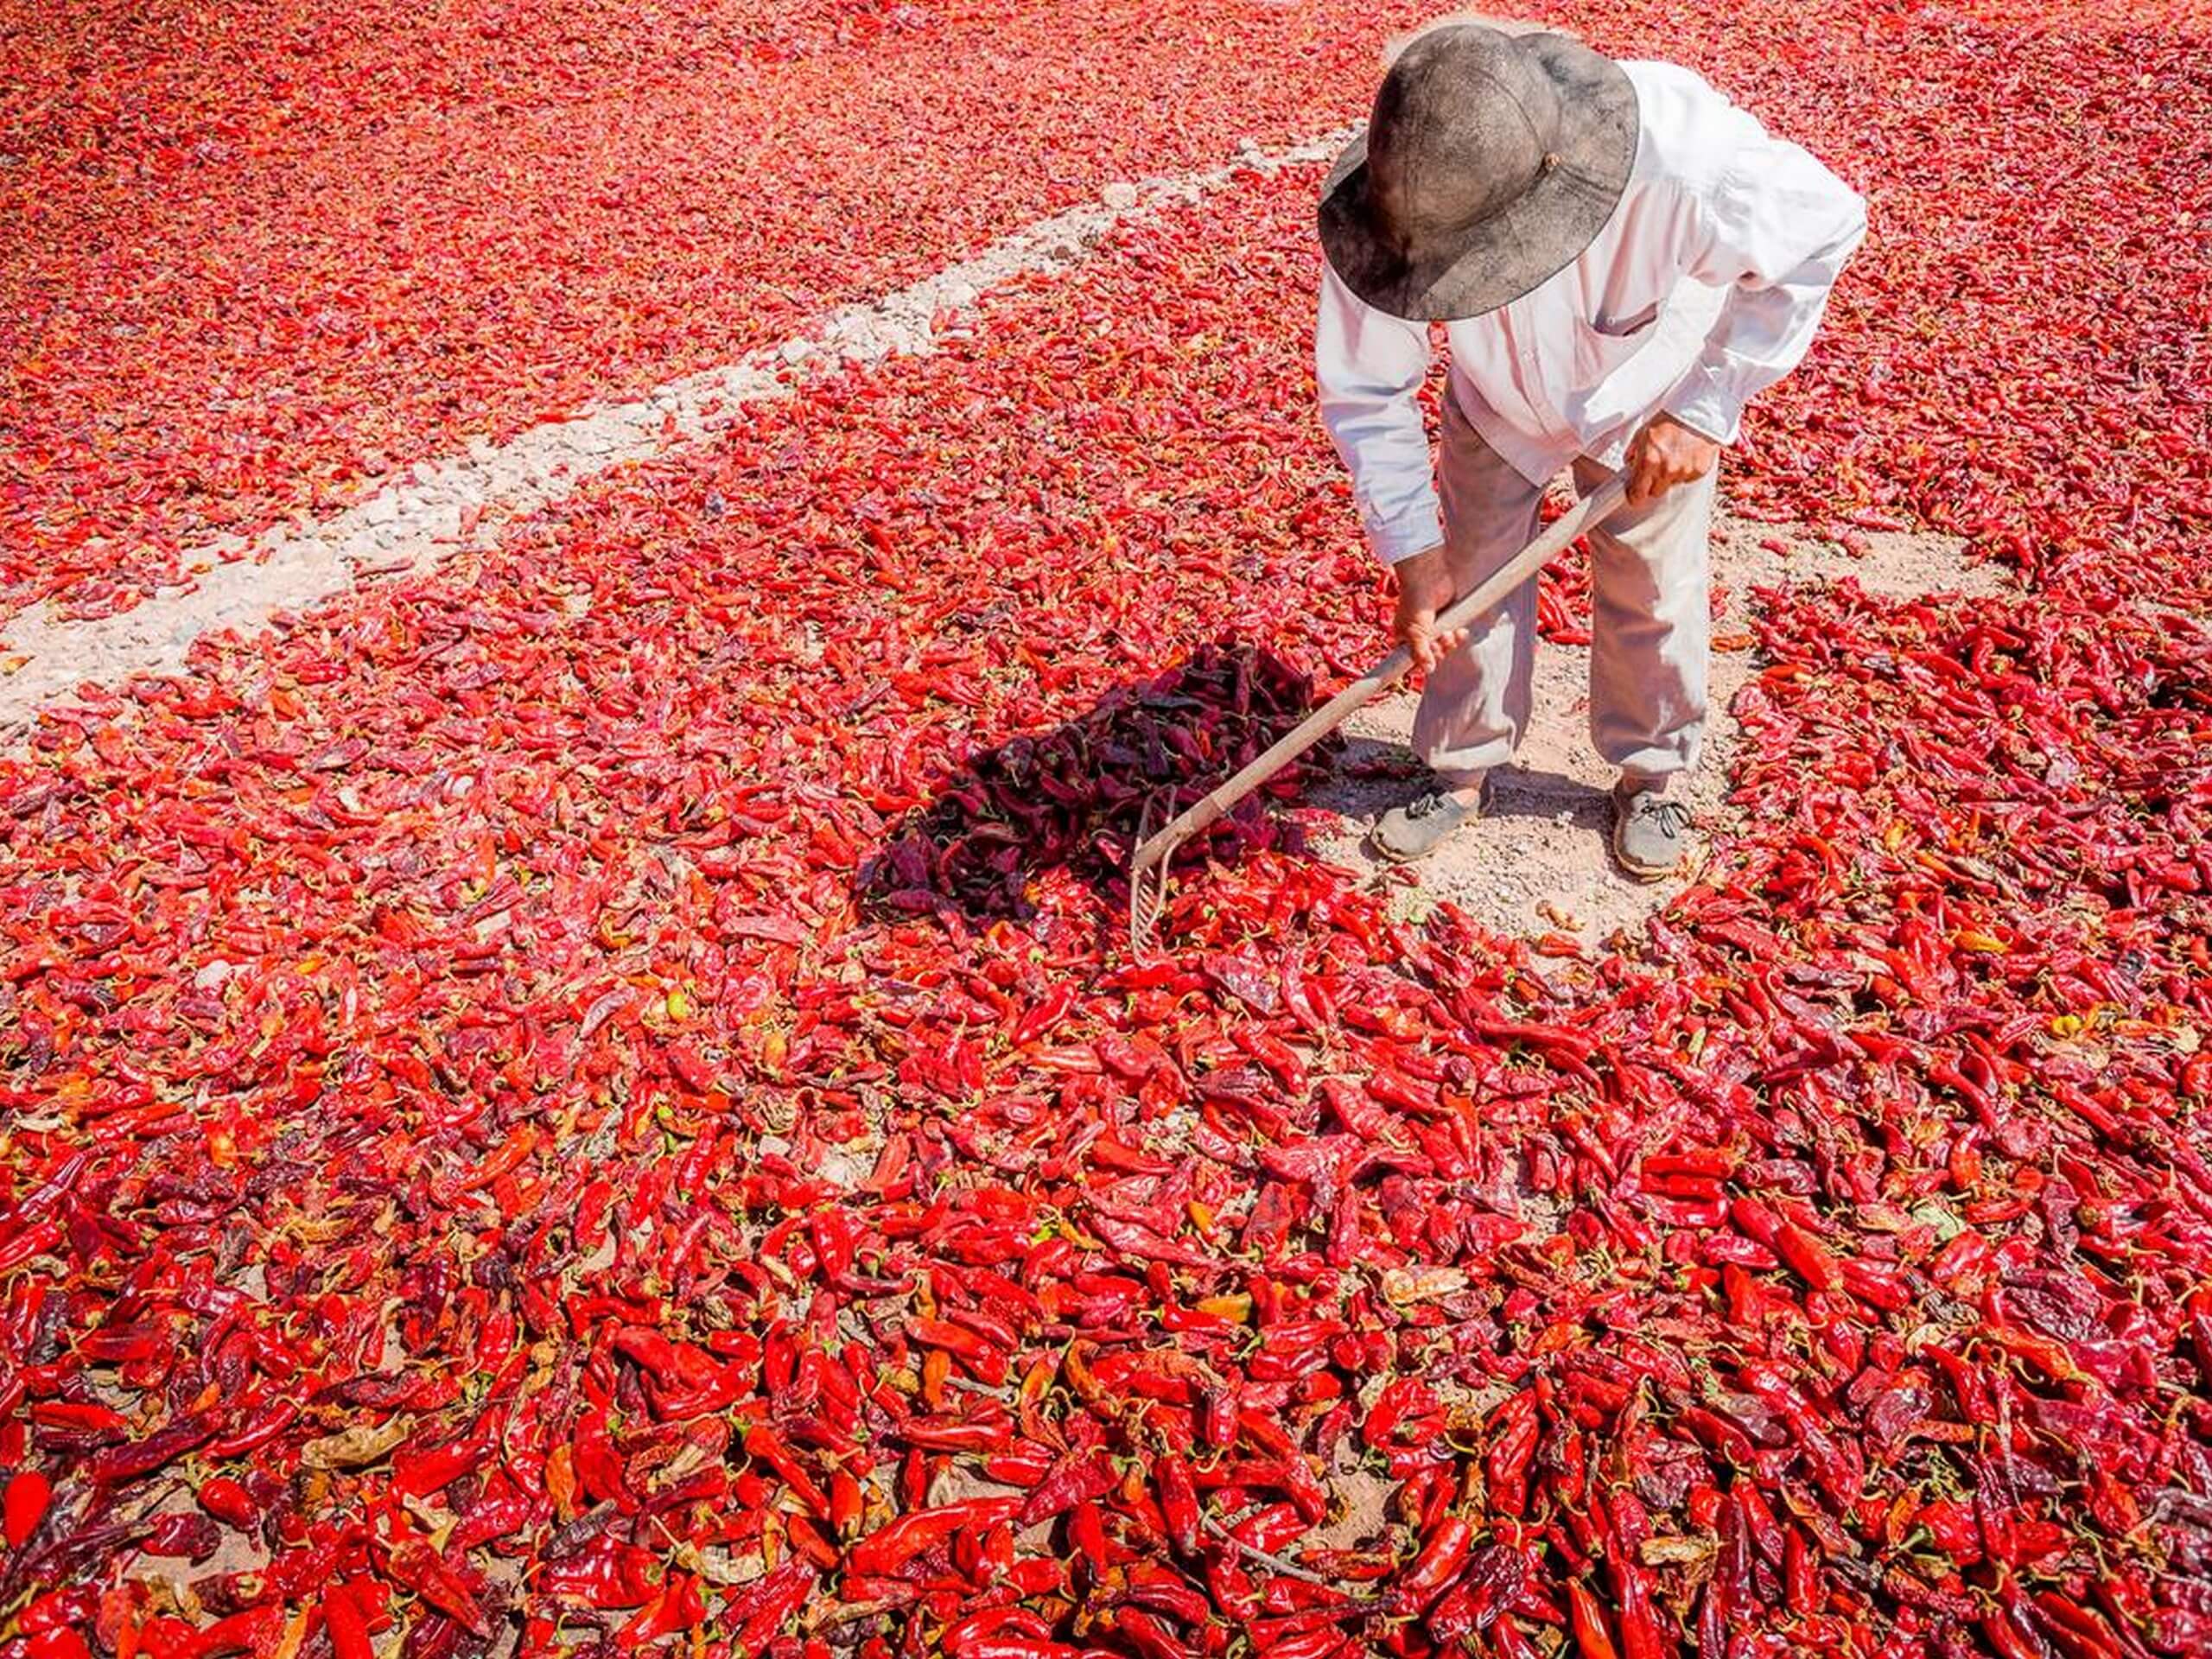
[1624,413,1721,506]
[1390,546,1466,675]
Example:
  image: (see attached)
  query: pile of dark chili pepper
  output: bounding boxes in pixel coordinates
[2,3,2209,1657]
[864,644,1325,920]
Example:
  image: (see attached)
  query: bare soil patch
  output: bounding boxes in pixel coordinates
[1302,512,2009,950]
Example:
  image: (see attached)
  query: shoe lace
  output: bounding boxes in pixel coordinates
[1408,787,1484,820]
[1631,796,1694,834]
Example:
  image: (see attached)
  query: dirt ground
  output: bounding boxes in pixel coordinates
[1302,513,2010,950]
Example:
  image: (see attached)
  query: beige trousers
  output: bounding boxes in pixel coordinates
[1413,390,1715,789]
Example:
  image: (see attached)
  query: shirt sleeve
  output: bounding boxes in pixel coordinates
[1661,120,1868,446]
[1315,263,1442,566]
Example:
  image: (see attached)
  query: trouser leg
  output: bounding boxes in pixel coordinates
[1411,395,1546,785]
[1572,454,1716,788]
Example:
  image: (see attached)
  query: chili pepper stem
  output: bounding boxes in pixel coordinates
[1200,1510,1378,1599]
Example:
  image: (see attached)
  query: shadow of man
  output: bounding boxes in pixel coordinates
[857,643,1338,926]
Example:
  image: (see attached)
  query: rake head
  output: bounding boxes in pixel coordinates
[1127,791,1187,957]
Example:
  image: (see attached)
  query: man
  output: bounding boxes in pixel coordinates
[1316,16,1865,878]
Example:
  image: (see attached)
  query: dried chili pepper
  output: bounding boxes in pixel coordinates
[4,1470,51,1548]
[4,20,2211,1656]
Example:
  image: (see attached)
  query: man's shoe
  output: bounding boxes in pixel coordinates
[1611,785,1694,880]
[1370,785,1484,864]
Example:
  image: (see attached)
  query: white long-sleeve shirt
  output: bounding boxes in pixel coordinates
[1317,60,1867,565]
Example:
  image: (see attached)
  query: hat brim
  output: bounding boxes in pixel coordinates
[1318,35,1639,322]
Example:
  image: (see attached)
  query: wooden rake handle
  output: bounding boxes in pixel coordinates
[1131,473,1630,867]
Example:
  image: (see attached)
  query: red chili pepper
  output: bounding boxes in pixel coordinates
[203,1401,297,1462]
[1155,1452,1202,1555]
[1567,1581,1623,1659]
[383,1536,488,1635]
[1012,982,1076,1047]
[29,1400,129,1434]
[1110,1606,1186,1659]
[848,1497,1022,1578]
[139,1510,222,1561]
[4,1467,52,1548]
[0,1220,64,1278]
[734,1561,817,1651]
[1484,1393,1540,1517]
[942,1609,1057,1654]
[181,1606,283,1658]
[1016,1446,1116,1528]
[618,1573,706,1647]
[321,1584,376,1659]
[391,1412,499,1498]
[743,1424,831,1517]
[20,1586,99,1633]
[82,1413,215,1486]
[1068,1499,1111,1574]
[1388,1515,1472,1616]
[194,1476,257,1531]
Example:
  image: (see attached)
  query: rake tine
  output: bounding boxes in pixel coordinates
[1128,792,1176,957]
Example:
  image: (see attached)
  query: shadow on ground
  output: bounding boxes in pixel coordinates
[856,642,1337,925]
[1304,734,1612,830]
